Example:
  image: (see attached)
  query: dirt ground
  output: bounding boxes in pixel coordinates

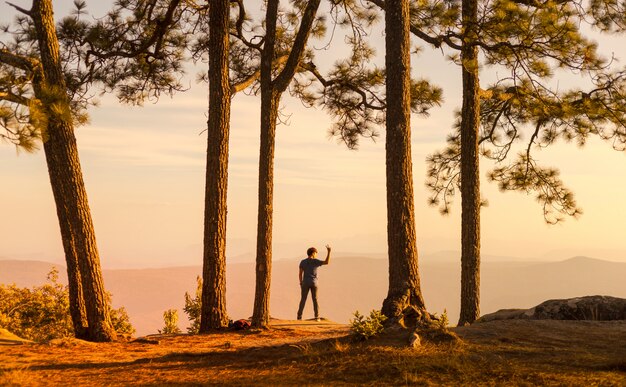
[1,319,625,386]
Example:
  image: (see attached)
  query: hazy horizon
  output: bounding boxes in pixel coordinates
[1,249,624,270]
[3,254,625,336]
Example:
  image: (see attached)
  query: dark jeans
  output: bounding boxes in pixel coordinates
[297,283,319,319]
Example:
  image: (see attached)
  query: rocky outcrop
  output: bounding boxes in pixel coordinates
[478,296,626,323]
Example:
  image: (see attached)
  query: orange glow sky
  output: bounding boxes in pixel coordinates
[1,1,625,267]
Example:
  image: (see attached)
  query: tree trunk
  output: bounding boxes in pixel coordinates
[251,0,321,328]
[56,216,88,338]
[199,0,230,332]
[458,0,481,326]
[252,90,279,328]
[381,0,427,323]
[251,0,280,328]
[33,0,116,342]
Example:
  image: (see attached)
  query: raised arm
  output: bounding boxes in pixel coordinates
[322,244,331,265]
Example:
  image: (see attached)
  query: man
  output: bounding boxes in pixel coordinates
[297,244,331,322]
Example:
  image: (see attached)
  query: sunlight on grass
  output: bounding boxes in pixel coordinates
[0,366,32,386]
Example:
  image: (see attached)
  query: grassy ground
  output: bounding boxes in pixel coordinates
[1,319,625,386]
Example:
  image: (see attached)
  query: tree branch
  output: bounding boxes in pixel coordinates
[0,90,30,106]
[230,0,263,51]
[273,0,322,92]
[6,1,32,16]
[0,49,39,72]
[299,61,386,110]
[230,54,289,94]
[87,0,183,60]
[367,0,462,50]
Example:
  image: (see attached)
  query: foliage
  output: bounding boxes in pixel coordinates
[183,276,202,334]
[161,309,181,334]
[432,310,449,330]
[350,310,387,340]
[419,0,626,224]
[109,302,135,336]
[0,268,72,341]
[0,0,187,151]
[0,268,134,341]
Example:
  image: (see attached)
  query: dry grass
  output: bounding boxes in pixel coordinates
[1,320,625,385]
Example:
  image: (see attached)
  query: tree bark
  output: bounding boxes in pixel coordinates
[458,0,481,326]
[32,0,116,342]
[199,0,231,332]
[381,0,427,322]
[252,90,280,328]
[56,214,88,338]
[251,0,279,328]
[251,0,321,328]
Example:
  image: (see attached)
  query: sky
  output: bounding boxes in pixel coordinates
[1,1,625,269]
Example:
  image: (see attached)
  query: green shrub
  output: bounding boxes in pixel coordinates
[183,276,202,334]
[161,309,182,334]
[0,268,134,341]
[109,303,135,336]
[350,310,387,340]
[0,269,72,341]
[435,309,449,330]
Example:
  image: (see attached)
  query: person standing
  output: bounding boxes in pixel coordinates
[297,244,331,321]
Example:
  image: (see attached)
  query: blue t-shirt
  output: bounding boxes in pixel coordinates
[300,258,324,286]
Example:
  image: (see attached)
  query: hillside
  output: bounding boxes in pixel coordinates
[1,320,625,385]
[2,255,626,335]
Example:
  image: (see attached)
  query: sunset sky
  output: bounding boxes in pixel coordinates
[1,1,625,268]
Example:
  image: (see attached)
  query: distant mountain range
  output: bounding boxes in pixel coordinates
[1,254,625,336]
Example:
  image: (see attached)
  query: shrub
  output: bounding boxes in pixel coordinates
[0,269,72,341]
[183,276,202,334]
[0,268,134,341]
[109,303,135,335]
[161,309,182,334]
[435,309,449,330]
[350,310,387,340]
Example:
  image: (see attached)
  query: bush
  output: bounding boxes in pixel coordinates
[161,309,182,334]
[0,269,72,341]
[109,303,135,336]
[350,310,387,340]
[0,268,134,341]
[183,276,202,334]
[434,309,449,330]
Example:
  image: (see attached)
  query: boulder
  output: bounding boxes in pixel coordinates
[478,295,626,322]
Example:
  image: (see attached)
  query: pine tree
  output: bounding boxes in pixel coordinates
[309,1,441,324]
[458,0,481,326]
[1,0,116,341]
[416,0,625,324]
[198,0,231,332]
[250,0,323,328]
[183,1,273,331]
[365,0,623,325]
[379,0,429,324]
[1,0,186,341]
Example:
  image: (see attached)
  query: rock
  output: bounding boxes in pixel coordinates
[478,296,626,322]
[408,331,421,348]
[132,337,160,344]
[532,296,626,320]
[477,309,529,322]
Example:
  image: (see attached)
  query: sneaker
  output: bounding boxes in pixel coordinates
[315,317,321,322]
[297,316,302,321]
